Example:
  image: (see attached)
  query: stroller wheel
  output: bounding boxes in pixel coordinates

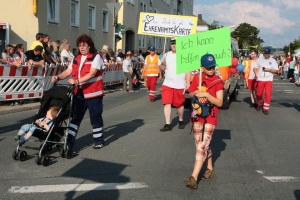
[18,151,27,161]
[65,149,73,159]
[35,155,42,165]
[59,148,65,158]
[12,150,19,160]
[41,156,50,166]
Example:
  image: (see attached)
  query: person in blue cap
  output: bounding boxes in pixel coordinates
[253,48,278,115]
[184,54,224,189]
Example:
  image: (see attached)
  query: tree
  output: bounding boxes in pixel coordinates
[207,20,224,30]
[231,22,264,50]
[282,37,300,54]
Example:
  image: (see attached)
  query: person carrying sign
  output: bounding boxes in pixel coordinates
[142,46,162,102]
[159,38,190,132]
[183,54,224,189]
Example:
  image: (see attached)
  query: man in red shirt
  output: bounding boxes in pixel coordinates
[183,54,224,189]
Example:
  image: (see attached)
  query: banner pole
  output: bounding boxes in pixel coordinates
[163,37,167,53]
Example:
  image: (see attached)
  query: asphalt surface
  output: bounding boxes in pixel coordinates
[0,77,299,200]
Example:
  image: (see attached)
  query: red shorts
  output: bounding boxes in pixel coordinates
[248,79,257,90]
[161,85,185,108]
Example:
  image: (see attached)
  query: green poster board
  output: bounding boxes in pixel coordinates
[176,27,231,74]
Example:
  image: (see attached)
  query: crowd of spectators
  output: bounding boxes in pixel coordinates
[0,32,167,106]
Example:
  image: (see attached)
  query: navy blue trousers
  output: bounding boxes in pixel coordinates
[67,88,104,148]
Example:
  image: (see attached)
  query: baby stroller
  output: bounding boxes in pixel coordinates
[11,84,75,166]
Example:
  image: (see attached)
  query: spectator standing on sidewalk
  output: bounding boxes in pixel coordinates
[248,50,258,108]
[183,54,224,189]
[30,33,44,51]
[142,46,162,102]
[159,38,190,131]
[14,44,27,64]
[1,45,21,67]
[25,45,44,70]
[122,54,134,92]
[294,62,299,84]
[60,42,74,64]
[254,48,278,115]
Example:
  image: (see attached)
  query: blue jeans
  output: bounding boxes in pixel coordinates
[67,88,104,148]
[20,124,37,135]
[294,73,299,82]
[284,71,288,79]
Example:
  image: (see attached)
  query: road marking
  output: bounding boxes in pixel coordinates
[8,182,148,193]
[263,176,300,183]
[256,170,265,175]
[283,90,295,91]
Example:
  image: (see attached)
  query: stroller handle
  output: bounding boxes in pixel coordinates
[53,83,76,93]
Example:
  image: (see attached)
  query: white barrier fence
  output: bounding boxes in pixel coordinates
[0,62,143,101]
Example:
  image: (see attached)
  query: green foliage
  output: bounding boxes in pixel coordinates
[207,20,224,30]
[282,37,300,54]
[231,22,264,50]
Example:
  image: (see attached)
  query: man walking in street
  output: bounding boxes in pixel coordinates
[254,48,278,115]
[159,38,190,131]
[143,46,162,102]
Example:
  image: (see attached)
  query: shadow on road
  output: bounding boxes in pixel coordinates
[211,129,231,166]
[62,158,130,200]
[295,190,300,200]
[73,119,145,153]
[279,102,300,112]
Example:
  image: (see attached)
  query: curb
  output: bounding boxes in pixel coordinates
[0,87,123,115]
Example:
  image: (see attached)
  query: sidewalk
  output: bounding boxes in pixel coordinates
[0,84,124,115]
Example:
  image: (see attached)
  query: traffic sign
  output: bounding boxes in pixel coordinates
[106,3,122,18]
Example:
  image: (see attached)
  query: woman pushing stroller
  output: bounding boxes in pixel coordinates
[51,34,105,151]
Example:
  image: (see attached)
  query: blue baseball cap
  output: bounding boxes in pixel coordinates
[149,46,155,51]
[264,48,271,54]
[201,54,217,68]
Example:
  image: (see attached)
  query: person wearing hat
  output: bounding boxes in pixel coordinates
[142,46,162,102]
[159,38,191,131]
[183,54,224,189]
[242,54,252,89]
[254,48,278,115]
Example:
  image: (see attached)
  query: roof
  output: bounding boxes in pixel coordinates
[197,14,208,26]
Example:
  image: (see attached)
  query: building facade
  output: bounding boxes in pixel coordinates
[0,0,194,55]
[0,0,115,54]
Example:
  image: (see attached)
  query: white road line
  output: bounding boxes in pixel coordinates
[263,176,300,183]
[283,90,295,91]
[8,182,148,193]
[273,83,294,85]
[256,170,265,175]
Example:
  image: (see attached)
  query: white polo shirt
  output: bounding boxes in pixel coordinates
[255,57,278,82]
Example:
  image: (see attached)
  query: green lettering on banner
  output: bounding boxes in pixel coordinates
[176,27,232,74]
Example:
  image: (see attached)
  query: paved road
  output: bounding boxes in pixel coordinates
[0,77,299,200]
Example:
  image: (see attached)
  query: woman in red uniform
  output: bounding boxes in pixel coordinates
[52,34,105,153]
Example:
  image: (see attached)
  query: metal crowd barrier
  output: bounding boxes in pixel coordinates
[0,61,144,101]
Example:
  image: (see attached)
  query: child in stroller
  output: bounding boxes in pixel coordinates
[14,106,60,146]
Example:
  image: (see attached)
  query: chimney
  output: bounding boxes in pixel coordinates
[198,14,202,20]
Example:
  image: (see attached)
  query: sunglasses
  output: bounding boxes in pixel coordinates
[205,66,216,71]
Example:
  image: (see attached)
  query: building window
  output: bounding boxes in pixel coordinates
[102,9,109,32]
[48,0,60,23]
[140,2,147,12]
[127,0,135,5]
[139,35,146,48]
[88,4,96,30]
[174,0,177,10]
[153,37,157,48]
[166,0,170,5]
[71,0,80,27]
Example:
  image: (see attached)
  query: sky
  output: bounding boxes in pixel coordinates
[193,0,300,49]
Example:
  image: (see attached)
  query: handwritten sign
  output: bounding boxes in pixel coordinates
[176,27,232,74]
[138,12,197,38]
